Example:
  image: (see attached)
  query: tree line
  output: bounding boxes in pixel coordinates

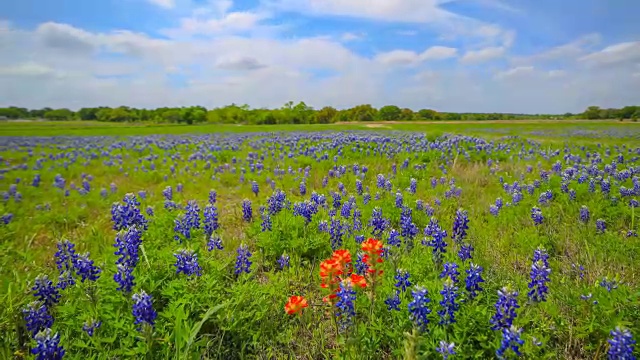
[0,102,638,124]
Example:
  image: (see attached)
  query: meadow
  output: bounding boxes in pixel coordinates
[0,121,639,359]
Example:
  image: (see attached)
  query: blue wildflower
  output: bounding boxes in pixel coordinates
[465,263,485,299]
[394,269,412,292]
[132,290,157,330]
[82,319,101,337]
[23,301,53,336]
[235,244,252,275]
[490,286,520,330]
[385,290,401,311]
[32,275,60,308]
[436,341,456,360]
[608,326,636,360]
[31,329,65,360]
[174,249,202,277]
[496,326,525,359]
[438,277,459,325]
[408,286,432,332]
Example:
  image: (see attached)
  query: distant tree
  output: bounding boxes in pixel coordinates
[350,104,377,122]
[77,107,100,121]
[378,105,401,121]
[416,109,438,120]
[400,108,414,120]
[583,106,601,119]
[315,106,338,124]
[0,107,23,119]
[43,108,74,121]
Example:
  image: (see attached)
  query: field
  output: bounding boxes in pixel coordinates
[1,121,639,359]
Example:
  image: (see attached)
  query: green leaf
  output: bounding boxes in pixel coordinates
[182,302,229,358]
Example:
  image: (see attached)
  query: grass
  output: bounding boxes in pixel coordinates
[0,122,639,359]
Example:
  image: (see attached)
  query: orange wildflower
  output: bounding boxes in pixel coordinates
[331,249,352,268]
[285,296,308,315]
[362,238,384,275]
[319,258,342,288]
[348,273,367,288]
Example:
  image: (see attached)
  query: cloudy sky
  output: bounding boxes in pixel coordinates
[0,0,639,113]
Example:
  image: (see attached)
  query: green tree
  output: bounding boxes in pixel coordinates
[378,105,401,121]
[315,106,337,124]
[583,106,601,119]
[43,108,74,121]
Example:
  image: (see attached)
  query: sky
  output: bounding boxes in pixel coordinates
[0,0,639,113]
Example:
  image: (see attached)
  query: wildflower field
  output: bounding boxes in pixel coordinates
[1,122,639,359]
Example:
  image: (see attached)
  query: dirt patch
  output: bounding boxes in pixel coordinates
[364,124,390,128]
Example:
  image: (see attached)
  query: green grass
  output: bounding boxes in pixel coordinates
[0,123,639,359]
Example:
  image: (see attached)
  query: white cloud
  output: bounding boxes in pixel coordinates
[460,46,505,64]
[547,70,566,78]
[495,66,533,79]
[375,46,457,66]
[579,41,640,66]
[215,56,267,70]
[420,46,457,60]
[0,62,57,77]
[340,32,363,42]
[147,0,175,9]
[512,33,601,65]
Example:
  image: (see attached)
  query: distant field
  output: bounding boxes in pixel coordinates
[0,120,638,143]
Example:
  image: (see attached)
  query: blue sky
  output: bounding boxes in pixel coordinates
[0,0,639,113]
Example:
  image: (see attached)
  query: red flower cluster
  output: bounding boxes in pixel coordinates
[361,238,384,276]
[320,249,368,303]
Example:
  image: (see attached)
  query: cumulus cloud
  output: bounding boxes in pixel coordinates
[375,46,457,66]
[460,46,505,64]
[215,56,267,70]
[580,41,640,66]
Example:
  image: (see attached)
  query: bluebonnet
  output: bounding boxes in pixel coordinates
[242,199,253,222]
[580,205,590,223]
[409,178,417,194]
[329,217,345,250]
[32,275,60,308]
[55,239,78,290]
[452,209,469,244]
[352,208,362,231]
[113,226,142,292]
[137,190,146,199]
[465,263,485,299]
[608,326,636,360]
[318,220,328,232]
[146,206,154,216]
[438,278,459,325]
[458,243,473,262]
[596,219,606,233]
[251,181,259,196]
[31,329,65,360]
[569,189,576,201]
[490,205,500,216]
[388,229,401,247]
[174,214,192,242]
[74,252,102,282]
[267,189,287,215]
[363,192,371,204]
[415,199,424,211]
[278,254,290,269]
[355,252,368,275]
[235,244,252,275]
[177,183,183,192]
[184,201,201,229]
[431,177,438,188]
[100,188,108,198]
[528,250,551,303]
[512,190,523,205]
[111,194,148,231]
[174,249,202,277]
[490,287,520,330]
[335,280,356,331]
[394,269,412,292]
[207,234,223,251]
[294,201,317,224]
[54,174,65,189]
[496,326,525,359]
[369,207,388,237]
[385,290,401,311]
[395,191,404,208]
[163,186,173,200]
[424,217,448,263]
[355,179,363,195]
[132,290,157,330]
[82,319,102,337]
[436,341,456,360]
[531,207,544,225]
[32,174,41,187]
[400,206,418,242]
[440,262,460,284]
[339,200,352,219]
[627,230,638,238]
[630,199,639,208]
[114,264,135,293]
[355,234,365,244]
[23,301,53,336]
[203,204,219,236]
[408,286,432,332]
[260,207,272,232]
[600,277,618,292]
